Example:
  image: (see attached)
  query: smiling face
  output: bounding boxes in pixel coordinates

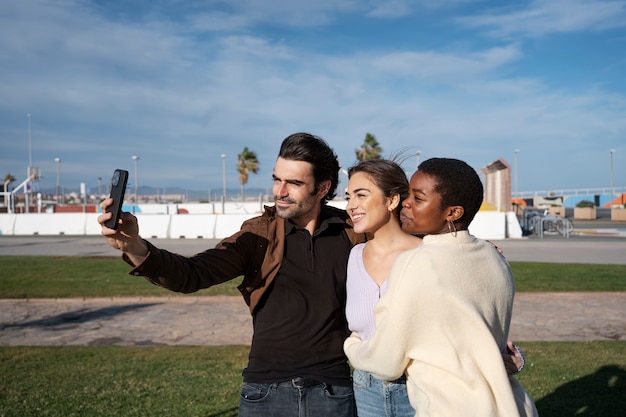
[400,170,450,236]
[345,171,397,235]
[272,157,329,227]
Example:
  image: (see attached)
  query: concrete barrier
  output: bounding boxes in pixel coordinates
[134,214,171,239]
[13,213,89,236]
[214,214,257,239]
[170,215,217,239]
[506,212,524,238]
[469,211,506,240]
[0,214,16,235]
[1,208,522,240]
[85,213,103,235]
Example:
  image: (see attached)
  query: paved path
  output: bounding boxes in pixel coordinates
[0,296,252,346]
[1,234,625,346]
[2,234,626,264]
[1,292,625,346]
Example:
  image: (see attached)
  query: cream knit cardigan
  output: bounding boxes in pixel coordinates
[344,231,538,417]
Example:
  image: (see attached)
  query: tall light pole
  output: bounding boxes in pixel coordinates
[415,151,421,170]
[54,157,61,203]
[132,155,140,205]
[26,113,33,213]
[98,177,102,196]
[27,113,33,173]
[221,154,227,201]
[514,149,519,197]
[610,149,615,202]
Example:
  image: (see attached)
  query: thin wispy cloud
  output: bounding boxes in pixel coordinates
[457,0,626,38]
[0,0,624,197]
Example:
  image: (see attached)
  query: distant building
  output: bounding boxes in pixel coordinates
[481,158,512,212]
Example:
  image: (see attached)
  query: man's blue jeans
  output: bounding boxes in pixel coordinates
[352,369,415,417]
[238,378,356,417]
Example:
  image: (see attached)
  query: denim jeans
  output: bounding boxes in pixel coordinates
[352,369,415,417]
[238,378,356,417]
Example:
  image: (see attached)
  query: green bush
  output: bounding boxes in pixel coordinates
[575,200,595,208]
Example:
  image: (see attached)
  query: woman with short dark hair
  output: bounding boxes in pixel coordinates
[345,157,538,417]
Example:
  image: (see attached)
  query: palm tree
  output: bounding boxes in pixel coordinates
[3,173,16,207]
[4,173,16,193]
[237,147,260,202]
[355,133,383,161]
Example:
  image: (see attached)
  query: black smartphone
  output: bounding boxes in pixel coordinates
[104,169,129,229]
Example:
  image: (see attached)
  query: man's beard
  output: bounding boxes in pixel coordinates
[274,195,316,220]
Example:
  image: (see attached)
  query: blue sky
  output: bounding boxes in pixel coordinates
[1,0,625,197]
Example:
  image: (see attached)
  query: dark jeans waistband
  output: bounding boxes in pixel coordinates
[243,376,352,387]
[280,377,324,388]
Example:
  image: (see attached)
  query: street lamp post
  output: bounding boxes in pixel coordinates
[415,151,421,170]
[54,157,61,203]
[221,154,227,202]
[27,113,33,173]
[26,113,32,213]
[132,155,140,207]
[610,149,615,203]
[98,177,102,196]
[514,149,519,197]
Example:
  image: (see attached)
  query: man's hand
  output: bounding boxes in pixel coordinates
[503,341,525,375]
[98,198,148,261]
[486,240,504,256]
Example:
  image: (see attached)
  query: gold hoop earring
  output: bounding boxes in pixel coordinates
[447,221,457,237]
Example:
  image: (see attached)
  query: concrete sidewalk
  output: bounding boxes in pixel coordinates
[2,235,626,264]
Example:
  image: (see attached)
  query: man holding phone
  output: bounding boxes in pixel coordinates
[98,132,366,416]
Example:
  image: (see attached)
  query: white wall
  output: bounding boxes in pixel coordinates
[0,203,523,240]
[0,214,16,236]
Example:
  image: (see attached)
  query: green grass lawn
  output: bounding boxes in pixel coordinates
[0,345,247,417]
[1,256,625,298]
[1,256,625,416]
[0,256,243,298]
[1,342,624,417]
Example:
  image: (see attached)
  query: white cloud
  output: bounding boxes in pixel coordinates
[364,44,523,79]
[366,0,413,18]
[181,0,363,29]
[456,0,626,38]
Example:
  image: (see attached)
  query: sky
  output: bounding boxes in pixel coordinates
[1,0,625,198]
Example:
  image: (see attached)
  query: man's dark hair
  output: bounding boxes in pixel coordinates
[418,157,484,229]
[278,132,339,202]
